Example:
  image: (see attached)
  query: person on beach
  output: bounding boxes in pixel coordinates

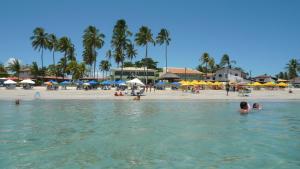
[133,94,141,101]
[225,82,230,96]
[240,101,250,114]
[252,103,262,110]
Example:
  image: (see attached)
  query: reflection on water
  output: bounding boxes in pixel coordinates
[0,100,300,168]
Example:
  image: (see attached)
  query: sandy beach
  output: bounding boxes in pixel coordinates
[0,86,299,101]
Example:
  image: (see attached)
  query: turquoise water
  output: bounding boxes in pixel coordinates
[0,100,299,169]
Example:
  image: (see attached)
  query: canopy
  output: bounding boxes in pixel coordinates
[4,79,17,84]
[211,81,223,86]
[126,78,145,86]
[60,81,70,85]
[20,79,35,84]
[277,82,288,87]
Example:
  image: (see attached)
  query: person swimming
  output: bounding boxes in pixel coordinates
[15,99,20,105]
[240,101,250,114]
[252,103,262,110]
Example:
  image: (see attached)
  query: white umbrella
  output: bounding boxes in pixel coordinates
[126,78,145,86]
[83,82,90,86]
[4,79,17,84]
[20,79,35,84]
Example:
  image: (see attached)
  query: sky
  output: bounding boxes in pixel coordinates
[0,0,299,76]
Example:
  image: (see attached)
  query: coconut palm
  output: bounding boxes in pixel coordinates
[83,26,105,78]
[30,61,39,79]
[200,52,210,77]
[208,57,216,73]
[30,27,48,69]
[135,26,155,84]
[0,63,8,76]
[286,58,300,79]
[7,58,21,80]
[99,60,111,79]
[220,54,236,68]
[156,28,171,73]
[111,19,132,80]
[47,33,58,78]
[126,43,137,62]
[58,37,75,79]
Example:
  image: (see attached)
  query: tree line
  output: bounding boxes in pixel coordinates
[276,59,300,80]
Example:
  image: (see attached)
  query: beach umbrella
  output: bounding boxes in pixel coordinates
[277,82,288,87]
[171,82,181,86]
[212,81,223,86]
[197,81,207,85]
[4,79,17,84]
[263,81,276,87]
[20,79,35,84]
[179,80,187,84]
[126,78,145,86]
[75,80,83,85]
[206,81,213,86]
[88,80,98,85]
[155,81,166,86]
[60,80,70,85]
[101,80,112,85]
[83,82,90,86]
[251,82,262,86]
[115,80,125,85]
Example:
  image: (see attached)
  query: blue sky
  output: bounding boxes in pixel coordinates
[0,0,299,76]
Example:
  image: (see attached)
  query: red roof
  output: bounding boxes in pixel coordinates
[167,68,203,74]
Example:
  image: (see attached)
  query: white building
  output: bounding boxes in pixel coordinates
[214,67,247,82]
[110,67,156,82]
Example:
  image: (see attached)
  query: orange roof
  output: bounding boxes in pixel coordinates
[167,68,203,74]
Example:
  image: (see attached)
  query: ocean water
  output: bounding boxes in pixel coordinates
[0,100,299,169]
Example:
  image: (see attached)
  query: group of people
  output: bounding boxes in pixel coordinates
[239,101,262,114]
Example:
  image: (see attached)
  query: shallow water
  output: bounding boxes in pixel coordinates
[0,100,299,168]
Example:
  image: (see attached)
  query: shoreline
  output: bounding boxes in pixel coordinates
[0,86,299,101]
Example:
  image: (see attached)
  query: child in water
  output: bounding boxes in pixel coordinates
[252,103,262,110]
[240,101,251,114]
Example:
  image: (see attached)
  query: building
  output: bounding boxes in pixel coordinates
[203,73,216,81]
[110,67,156,82]
[162,67,203,80]
[19,68,32,79]
[291,77,300,88]
[253,74,275,83]
[214,67,247,82]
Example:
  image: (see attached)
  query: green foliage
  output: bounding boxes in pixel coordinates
[123,61,135,67]
[285,58,299,79]
[7,59,21,79]
[0,63,8,77]
[135,58,158,70]
[66,60,86,79]
[156,28,171,70]
[30,27,48,68]
[220,54,236,68]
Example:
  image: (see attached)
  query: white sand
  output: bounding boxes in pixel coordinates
[0,86,299,101]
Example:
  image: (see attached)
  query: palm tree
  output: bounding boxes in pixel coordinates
[135,26,155,84]
[126,43,137,62]
[83,26,105,78]
[111,19,132,80]
[208,57,216,73]
[30,61,39,79]
[0,63,8,76]
[156,28,171,73]
[106,50,112,63]
[99,60,111,79]
[286,58,300,79]
[83,47,93,77]
[30,27,48,69]
[200,52,210,78]
[7,58,21,80]
[58,37,75,79]
[220,54,236,68]
[47,33,58,79]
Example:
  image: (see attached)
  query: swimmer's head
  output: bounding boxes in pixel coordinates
[240,101,248,110]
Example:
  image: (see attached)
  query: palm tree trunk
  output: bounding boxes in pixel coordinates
[41,47,44,69]
[165,44,168,73]
[93,48,96,79]
[145,44,148,84]
[121,61,124,80]
[206,62,208,79]
[52,50,57,81]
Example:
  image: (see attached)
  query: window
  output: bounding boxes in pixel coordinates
[235,73,238,76]
[218,74,222,77]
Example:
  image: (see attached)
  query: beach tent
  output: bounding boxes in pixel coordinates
[4,79,17,84]
[126,78,145,86]
[20,79,35,84]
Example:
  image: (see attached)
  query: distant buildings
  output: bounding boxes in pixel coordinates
[19,68,32,79]
[253,74,276,83]
[203,67,247,82]
[291,77,300,88]
[110,67,156,82]
[162,67,203,80]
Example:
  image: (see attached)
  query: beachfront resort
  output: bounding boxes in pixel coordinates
[1,1,300,168]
